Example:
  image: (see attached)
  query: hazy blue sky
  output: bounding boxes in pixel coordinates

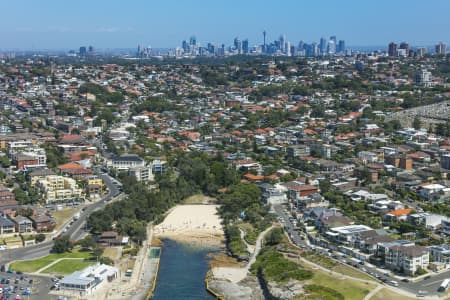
[1,0,449,50]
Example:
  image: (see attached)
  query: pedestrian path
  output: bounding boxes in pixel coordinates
[34,257,85,274]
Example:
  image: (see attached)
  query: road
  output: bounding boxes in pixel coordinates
[0,172,121,265]
[272,204,450,298]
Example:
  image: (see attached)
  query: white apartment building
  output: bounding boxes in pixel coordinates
[384,245,429,275]
[107,154,145,171]
[37,175,82,203]
[6,140,34,155]
[59,263,118,296]
[414,69,433,87]
[129,165,154,182]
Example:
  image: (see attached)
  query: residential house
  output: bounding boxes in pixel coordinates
[29,168,56,184]
[29,214,54,232]
[384,244,429,275]
[441,219,450,235]
[151,159,167,174]
[285,182,319,200]
[107,154,145,171]
[97,231,129,247]
[316,214,354,233]
[407,213,448,229]
[12,215,33,233]
[325,224,373,247]
[419,184,449,201]
[296,193,329,209]
[129,165,154,182]
[384,208,411,223]
[0,216,16,234]
[259,183,287,205]
[86,176,104,195]
[287,145,311,159]
[428,245,450,264]
[357,151,379,164]
[0,185,17,207]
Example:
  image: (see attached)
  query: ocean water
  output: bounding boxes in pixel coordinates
[152,239,218,300]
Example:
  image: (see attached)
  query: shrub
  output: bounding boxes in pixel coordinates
[303,284,344,300]
[251,249,313,283]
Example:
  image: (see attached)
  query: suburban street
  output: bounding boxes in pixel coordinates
[272,204,450,298]
[0,172,121,265]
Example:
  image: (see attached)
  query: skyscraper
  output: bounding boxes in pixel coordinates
[189,36,197,46]
[312,42,319,57]
[242,39,249,54]
[182,40,189,53]
[327,40,336,55]
[286,41,291,56]
[234,37,242,54]
[416,47,427,57]
[388,42,397,56]
[279,34,286,53]
[330,35,337,44]
[435,42,447,55]
[337,40,345,53]
[319,37,327,55]
[399,42,409,55]
[79,46,86,56]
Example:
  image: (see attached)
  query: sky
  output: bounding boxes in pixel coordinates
[1,0,449,50]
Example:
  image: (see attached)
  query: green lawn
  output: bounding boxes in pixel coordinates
[371,288,414,300]
[10,249,92,273]
[302,252,376,282]
[308,268,374,300]
[238,222,258,245]
[42,259,95,275]
[333,264,376,282]
[182,194,215,204]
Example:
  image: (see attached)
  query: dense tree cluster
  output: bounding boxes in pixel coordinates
[87,152,239,243]
[52,236,73,253]
[79,83,124,103]
[132,96,176,114]
[44,143,68,168]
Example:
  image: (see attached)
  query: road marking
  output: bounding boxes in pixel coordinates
[421,279,442,287]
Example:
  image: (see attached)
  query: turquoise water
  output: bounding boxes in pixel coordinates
[152,239,217,300]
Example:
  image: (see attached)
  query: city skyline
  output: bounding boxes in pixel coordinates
[1,0,450,50]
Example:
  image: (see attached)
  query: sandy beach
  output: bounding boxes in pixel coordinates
[154,204,225,246]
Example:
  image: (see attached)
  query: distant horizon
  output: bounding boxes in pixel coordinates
[1,0,449,49]
[0,43,446,53]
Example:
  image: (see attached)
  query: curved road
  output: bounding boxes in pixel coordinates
[0,173,121,265]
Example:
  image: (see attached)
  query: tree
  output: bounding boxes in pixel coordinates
[52,236,73,253]
[265,228,284,246]
[412,116,421,130]
[100,256,114,265]
[13,188,30,204]
[319,179,331,194]
[0,156,11,168]
[79,236,96,250]
[35,234,46,243]
[92,247,104,261]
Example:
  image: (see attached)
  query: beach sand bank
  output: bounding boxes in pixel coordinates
[154,204,225,246]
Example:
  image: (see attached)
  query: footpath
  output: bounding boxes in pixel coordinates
[104,224,159,300]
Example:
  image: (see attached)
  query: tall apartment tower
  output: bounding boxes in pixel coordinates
[388,42,398,56]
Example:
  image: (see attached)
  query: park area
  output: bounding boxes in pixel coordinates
[9,248,94,274]
[42,259,94,275]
